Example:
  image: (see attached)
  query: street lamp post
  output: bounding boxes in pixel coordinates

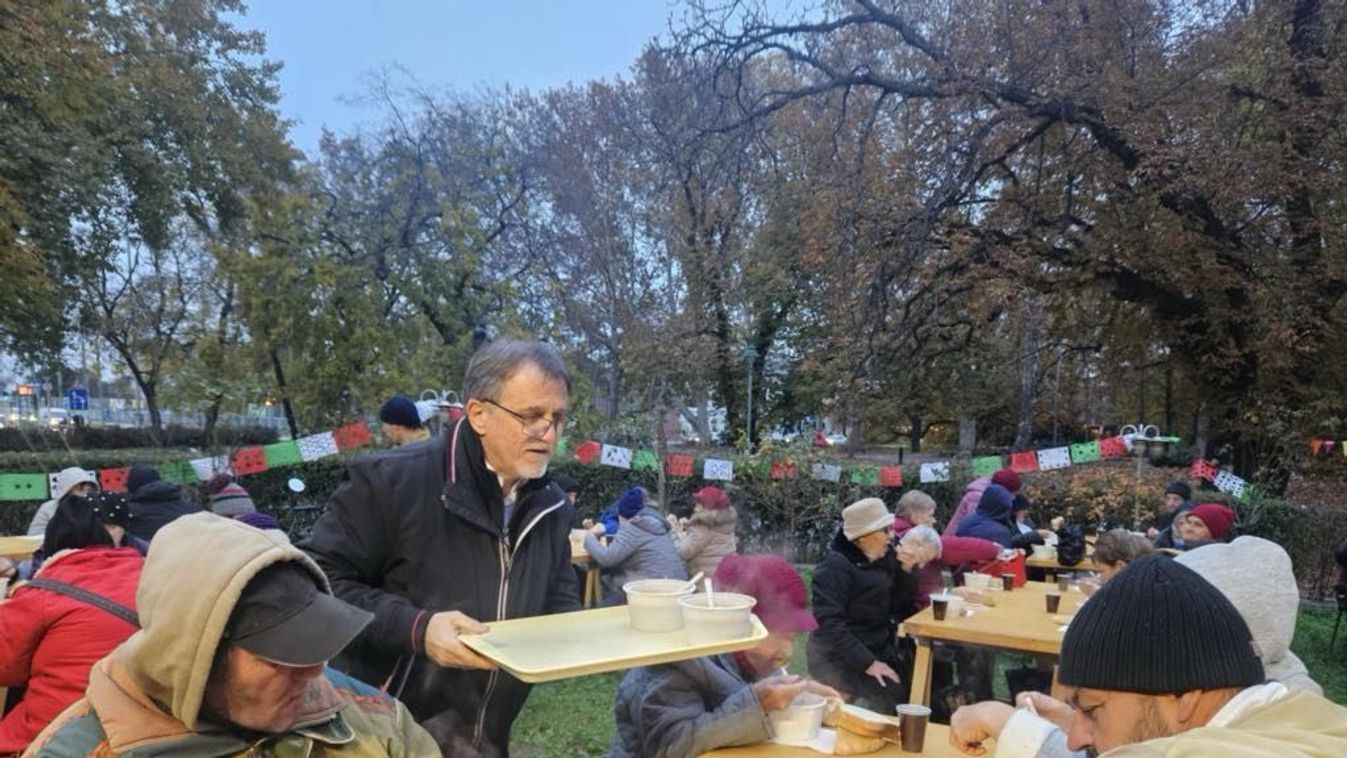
[742,344,759,449]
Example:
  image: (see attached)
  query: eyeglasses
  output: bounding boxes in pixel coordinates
[482,398,567,438]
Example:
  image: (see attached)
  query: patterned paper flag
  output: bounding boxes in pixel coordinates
[920,461,951,483]
[879,466,903,487]
[770,460,798,480]
[0,473,48,502]
[231,447,269,476]
[99,467,130,493]
[297,432,340,462]
[555,438,570,458]
[1036,447,1072,471]
[1009,451,1039,474]
[812,463,842,483]
[1213,470,1247,499]
[574,440,602,465]
[971,456,1003,478]
[850,466,880,486]
[159,460,197,485]
[1311,437,1324,455]
[630,450,659,472]
[1190,458,1219,481]
[333,421,373,451]
[189,455,230,482]
[1069,441,1101,464]
[1325,440,1337,455]
[47,472,62,498]
[703,458,734,481]
[1098,436,1128,459]
[263,441,303,469]
[600,444,633,470]
[666,453,694,478]
[1236,484,1261,504]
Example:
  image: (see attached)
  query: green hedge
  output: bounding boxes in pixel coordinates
[0,424,278,454]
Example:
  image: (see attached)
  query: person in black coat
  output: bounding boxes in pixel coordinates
[807,498,939,714]
[955,483,1048,551]
[303,340,580,758]
[124,464,202,542]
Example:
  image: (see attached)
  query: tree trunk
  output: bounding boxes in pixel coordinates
[270,348,300,439]
[908,412,925,453]
[1013,303,1043,449]
[203,394,223,445]
[958,415,978,453]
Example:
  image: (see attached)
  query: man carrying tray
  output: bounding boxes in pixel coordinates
[609,553,842,757]
[304,340,580,757]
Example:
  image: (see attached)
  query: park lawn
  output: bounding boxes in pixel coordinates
[513,602,1347,756]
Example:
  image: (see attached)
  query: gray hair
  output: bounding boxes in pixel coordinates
[900,524,943,560]
[462,340,570,401]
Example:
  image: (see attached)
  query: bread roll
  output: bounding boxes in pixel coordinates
[822,702,901,742]
[832,727,888,755]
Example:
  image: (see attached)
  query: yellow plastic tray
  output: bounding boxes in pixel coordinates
[460,605,768,683]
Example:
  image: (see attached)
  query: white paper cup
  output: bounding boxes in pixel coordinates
[769,693,826,743]
[679,592,757,645]
[624,579,695,632]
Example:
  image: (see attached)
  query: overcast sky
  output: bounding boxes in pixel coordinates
[241,1,682,155]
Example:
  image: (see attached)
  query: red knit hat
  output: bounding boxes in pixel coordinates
[693,486,731,510]
[712,554,817,634]
[1187,503,1235,541]
[991,468,1023,493]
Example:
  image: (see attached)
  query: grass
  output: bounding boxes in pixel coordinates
[512,599,1347,756]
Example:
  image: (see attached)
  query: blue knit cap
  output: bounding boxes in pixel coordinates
[616,487,645,519]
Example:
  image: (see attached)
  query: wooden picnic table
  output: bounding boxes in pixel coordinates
[702,723,976,756]
[900,581,1086,707]
[1025,554,1097,572]
[0,535,40,561]
[570,532,603,608]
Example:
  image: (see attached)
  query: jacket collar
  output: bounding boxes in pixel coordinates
[441,419,560,539]
[831,528,886,567]
[85,657,354,757]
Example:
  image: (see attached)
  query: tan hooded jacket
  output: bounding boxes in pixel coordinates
[24,512,437,757]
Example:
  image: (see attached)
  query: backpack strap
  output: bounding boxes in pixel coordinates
[25,578,139,627]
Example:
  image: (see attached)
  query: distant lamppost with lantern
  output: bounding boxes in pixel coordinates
[742,344,759,449]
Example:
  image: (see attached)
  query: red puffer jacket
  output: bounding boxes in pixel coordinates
[893,517,999,609]
[0,546,143,754]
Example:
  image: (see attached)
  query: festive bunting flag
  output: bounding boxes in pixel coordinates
[263,441,303,469]
[1213,470,1247,499]
[880,466,903,487]
[333,421,373,451]
[600,444,633,469]
[47,472,63,498]
[297,432,340,462]
[574,440,602,465]
[1311,437,1324,455]
[1009,451,1039,474]
[630,450,659,472]
[1098,436,1128,459]
[742,459,770,479]
[920,461,951,483]
[0,473,48,502]
[232,447,269,476]
[1069,441,1101,464]
[666,453,694,478]
[1036,447,1072,471]
[555,438,570,457]
[1325,440,1337,455]
[703,458,734,481]
[971,456,1002,477]
[850,466,880,486]
[770,460,798,480]
[189,455,230,482]
[1190,458,1219,481]
[1237,484,1261,504]
[158,460,198,486]
[99,467,130,493]
[812,463,842,482]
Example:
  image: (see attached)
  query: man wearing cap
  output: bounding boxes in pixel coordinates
[609,553,840,757]
[124,463,202,541]
[808,498,940,714]
[948,554,1347,756]
[26,466,98,536]
[27,512,436,757]
[304,340,579,756]
[1148,481,1193,548]
[379,394,430,447]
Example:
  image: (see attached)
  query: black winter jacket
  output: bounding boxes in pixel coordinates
[303,419,581,757]
[126,480,201,541]
[807,530,918,679]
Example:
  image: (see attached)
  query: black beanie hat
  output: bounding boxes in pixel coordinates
[1059,554,1264,694]
[1165,481,1192,500]
[379,395,422,429]
[126,463,161,494]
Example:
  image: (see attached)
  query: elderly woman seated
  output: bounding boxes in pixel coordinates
[609,554,839,757]
[808,498,941,715]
